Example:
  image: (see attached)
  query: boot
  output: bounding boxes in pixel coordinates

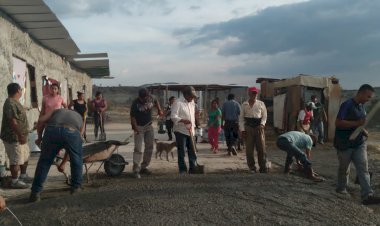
[305,167,324,182]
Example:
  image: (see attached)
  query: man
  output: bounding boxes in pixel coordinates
[171,86,198,174]
[239,87,268,173]
[0,83,31,189]
[222,93,241,156]
[30,109,84,202]
[297,102,315,134]
[130,88,163,179]
[311,95,327,144]
[277,131,323,182]
[164,96,176,141]
[334,84,380,205]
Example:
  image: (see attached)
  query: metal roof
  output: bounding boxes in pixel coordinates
[146,83,248,92]
[0,0,110,78]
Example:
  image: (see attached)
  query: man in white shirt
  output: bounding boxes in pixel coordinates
[171,86,198,174]
[239,87,268,173]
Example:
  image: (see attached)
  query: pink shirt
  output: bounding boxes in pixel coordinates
[43,95,66,114]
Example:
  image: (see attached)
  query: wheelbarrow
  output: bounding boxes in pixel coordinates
[81,135,132,182]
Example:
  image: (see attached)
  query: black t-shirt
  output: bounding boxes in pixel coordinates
[130,96,157,126]
[73,99,87,117]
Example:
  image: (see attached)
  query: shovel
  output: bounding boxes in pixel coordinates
[188,126,205,174]
[99,111,106,141]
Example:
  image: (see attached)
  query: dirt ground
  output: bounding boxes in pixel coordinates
[1,112,380,225]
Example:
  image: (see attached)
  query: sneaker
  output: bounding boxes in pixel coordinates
[336,188,349,195]
[20,175,34,183]
[132,172,141,179]
[249,169,257,173]
[362,195,380,205]
[179,171,187,176]
[71,187,82,195]
[140,168,152,175]
[231,147,237,156]
[29,192,41,202]
[11,180,29,189]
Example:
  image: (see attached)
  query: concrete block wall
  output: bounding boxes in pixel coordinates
[0,12,92,164]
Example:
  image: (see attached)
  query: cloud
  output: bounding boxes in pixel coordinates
[182,0,380,88]
[45,0,174,18]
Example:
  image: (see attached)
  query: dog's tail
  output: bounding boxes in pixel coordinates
[154,138,159,144]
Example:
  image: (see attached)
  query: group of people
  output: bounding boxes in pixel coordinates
[130,84,380,205]
[0,82,109,203]
[0,82,379,206]
[297,94,327,143]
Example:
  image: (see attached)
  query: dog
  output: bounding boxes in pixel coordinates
[154,139,176,161]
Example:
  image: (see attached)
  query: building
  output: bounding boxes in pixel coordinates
[0,0,110,166]
[270,75,341,140]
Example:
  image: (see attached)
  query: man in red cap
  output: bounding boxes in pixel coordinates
[239,86,268,173]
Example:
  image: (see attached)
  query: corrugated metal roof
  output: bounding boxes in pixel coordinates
[0,0,110,78]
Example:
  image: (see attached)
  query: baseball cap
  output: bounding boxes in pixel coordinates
[307,102,318,109]
[138,88,150,98]
[182,86,198,98]
[248,87,259,93]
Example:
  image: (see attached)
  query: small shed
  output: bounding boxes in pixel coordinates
[272,75,341,141]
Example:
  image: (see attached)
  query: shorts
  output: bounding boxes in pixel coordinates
[3,141,30,165]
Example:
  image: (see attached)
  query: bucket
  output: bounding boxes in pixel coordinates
[195,128,203,137]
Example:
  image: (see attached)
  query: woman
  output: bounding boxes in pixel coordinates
[40,83,67,115]
[69,91,88,141]
[164,96,176,141]
[207,99,222,153]
[91,91,107,141]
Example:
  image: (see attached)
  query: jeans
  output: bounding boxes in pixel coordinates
[276,137,311,170]
[31,126,83,193]
[174,132,197,173]
[133,124,154,173]
[93,111,106,138]
[311,120,324,143]
[337,143,373,199]
[224,120,239,149]
[165,120,173,140]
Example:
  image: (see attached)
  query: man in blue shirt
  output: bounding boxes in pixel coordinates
[334,84,380,205]
[222,93,241,156]
[277,131,323,182]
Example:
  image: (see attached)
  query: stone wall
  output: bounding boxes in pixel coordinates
[0,11,92,164]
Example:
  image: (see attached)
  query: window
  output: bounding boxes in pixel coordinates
[27,64,38,108]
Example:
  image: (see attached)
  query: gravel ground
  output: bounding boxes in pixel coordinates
[1,119,380,225]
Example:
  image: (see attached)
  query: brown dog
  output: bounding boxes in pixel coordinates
[155,139,176,161]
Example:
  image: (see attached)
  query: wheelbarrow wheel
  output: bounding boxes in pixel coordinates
[104,154,126,177]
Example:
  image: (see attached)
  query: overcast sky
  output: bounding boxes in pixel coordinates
[45,0,380,89]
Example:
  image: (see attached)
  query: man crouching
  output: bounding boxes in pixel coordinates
[29,109,84,202]
[277,131,324,182]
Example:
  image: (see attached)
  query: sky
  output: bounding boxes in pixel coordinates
[44,0,380,89]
